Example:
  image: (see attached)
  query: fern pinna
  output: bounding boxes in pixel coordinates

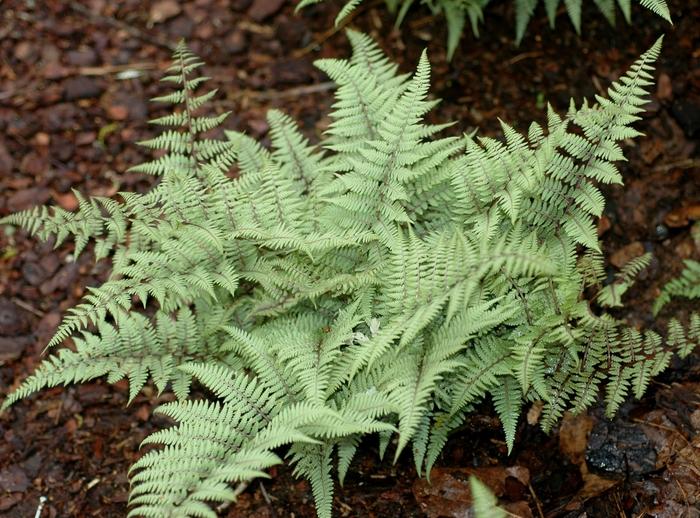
[2,35,698,517]
[297,0,671,59]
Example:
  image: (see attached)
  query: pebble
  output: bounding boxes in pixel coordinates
[66,48,99,67]
[63,77,104,101]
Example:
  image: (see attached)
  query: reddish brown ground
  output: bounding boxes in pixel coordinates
[0,0,698,516]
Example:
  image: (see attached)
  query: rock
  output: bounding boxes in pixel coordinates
[671,98,700,138]
[248,0,285,22]
[63,77,104,101]
[0,465,29,493]
[0,298,31,336]
[609,241,645,269]
[66,48,98,67]
[150,0,182,23]
[586,418,656,476]
[0,335,33,363]
[7,186,51,212]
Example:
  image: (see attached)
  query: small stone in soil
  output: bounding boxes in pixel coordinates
[63,77,104,101]
[66,48,99,67]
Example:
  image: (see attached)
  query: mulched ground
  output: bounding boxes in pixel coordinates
[0,0,698,516]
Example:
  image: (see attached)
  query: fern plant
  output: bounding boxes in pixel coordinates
[2,34,698,518]
[654,259,700,315]
[297,0,671,58]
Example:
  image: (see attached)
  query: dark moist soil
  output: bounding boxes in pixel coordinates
[0,0,699,517]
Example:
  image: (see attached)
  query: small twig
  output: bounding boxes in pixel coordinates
[259,481,279,518]
[218,81,337,106]
[505,51,543,66]
[78,62,160,77]
[34,496,47,518]
[652,158,700,173]
[528,482,545,518]
[12,297,45,317]
[69,3,175,51]
[214,481,249,512]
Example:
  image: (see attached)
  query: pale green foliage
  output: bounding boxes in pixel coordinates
[296,0,671,58]
[470,476,506,518]
[2,34,697,518]
[653,260,700,314]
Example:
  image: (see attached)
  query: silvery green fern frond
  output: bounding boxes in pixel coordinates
[2,33,697,518]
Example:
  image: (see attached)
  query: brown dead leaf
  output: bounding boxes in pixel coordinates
[665,204,700,228]
[563,473,618,511]
[559,412,594,466]
[610,242,645,269]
